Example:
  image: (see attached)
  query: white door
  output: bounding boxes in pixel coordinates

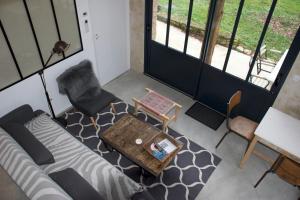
[88,0,130,85]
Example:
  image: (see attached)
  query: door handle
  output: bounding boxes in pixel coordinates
[146,25,151,32]
[274,72,283,87]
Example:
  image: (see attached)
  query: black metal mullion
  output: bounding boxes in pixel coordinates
[73,0,83,51]
[22,0,45,68]
[246,0,278,81]
[50,0,65,58]
[194,0,217,99]
[200,0,217,61]
[0,20,23,79]
[165,0,172,47]
[222,0,245,72]
[183,0,194,54]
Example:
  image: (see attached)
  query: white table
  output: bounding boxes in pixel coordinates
[240,107,300,168]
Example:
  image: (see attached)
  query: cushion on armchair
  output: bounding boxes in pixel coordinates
[56,60,101,100]
[74,89,116,116]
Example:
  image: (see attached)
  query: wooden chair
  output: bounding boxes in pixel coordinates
[254,155,300,188]
[215,90,258,150]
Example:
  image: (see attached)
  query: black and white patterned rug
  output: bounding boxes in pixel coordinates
[64,101,221,200]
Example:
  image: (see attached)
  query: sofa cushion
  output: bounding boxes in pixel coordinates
[25,113,143,200]
[0,104,35,126]
[2,123,55,165]
[0,127,72,200]
[49,168,104,200]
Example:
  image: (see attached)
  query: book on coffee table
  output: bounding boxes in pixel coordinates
[157,139,177,154]
[143,132,181,163]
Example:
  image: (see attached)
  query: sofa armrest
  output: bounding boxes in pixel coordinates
[34,110,47,117]
[0,104,35,126]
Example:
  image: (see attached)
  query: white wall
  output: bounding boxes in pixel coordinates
[273,53,300,119]
[0,0,131,117]
[0,0,97,117]
[89,0,130,85]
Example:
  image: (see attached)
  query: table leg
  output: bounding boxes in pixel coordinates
[240,136,258,168]
[102,140,113,152]
[162,119,168,132]
[174,104,181,121]
[141,167,152,177]
[254,154,283,188]
[134,102,139,116]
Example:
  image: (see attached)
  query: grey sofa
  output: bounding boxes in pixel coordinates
[0,105,154,200]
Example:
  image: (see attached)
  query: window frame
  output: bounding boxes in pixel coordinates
[0,0,83,92]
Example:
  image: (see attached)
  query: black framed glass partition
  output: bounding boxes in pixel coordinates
[0,0,82,91]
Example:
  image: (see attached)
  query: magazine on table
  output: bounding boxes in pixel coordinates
[157,139,177,154]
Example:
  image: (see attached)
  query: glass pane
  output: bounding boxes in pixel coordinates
[152,0,168,45]
[0,0,43,77]
[26,0,62,66]
[205,0,240,70]
[186,0,210,58]
[53,0,82,56]
[249,0,300,90]
[168,0,189,52]
[226,0,272,79]
[0,29,21,89]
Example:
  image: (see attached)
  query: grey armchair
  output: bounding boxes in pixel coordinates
[57,60,116,129]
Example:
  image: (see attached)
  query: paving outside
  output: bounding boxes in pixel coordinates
[154,20,279,89]
[104,70,299,200]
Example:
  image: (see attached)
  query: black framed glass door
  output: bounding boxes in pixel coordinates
[145,0,300,121]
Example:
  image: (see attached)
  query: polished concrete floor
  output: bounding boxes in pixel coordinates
[1,70,299,200]
[104,70,299,200]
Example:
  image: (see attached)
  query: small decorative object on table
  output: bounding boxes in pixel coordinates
[133,88,182,132]
[135,138,143,145]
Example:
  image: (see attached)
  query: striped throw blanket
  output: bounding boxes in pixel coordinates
[0,127,72,200]
[25,113,142,200]
[0,113,142,200]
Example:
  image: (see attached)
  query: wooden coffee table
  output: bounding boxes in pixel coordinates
[100,114,183,176]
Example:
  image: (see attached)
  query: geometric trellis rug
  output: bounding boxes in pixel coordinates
[64,101,221,200]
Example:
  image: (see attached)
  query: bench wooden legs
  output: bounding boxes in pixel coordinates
[110,103,116,113]
[90,117,97,130]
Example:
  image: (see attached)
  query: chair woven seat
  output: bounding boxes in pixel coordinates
[215,90,259,152]
[229,116,258,140]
